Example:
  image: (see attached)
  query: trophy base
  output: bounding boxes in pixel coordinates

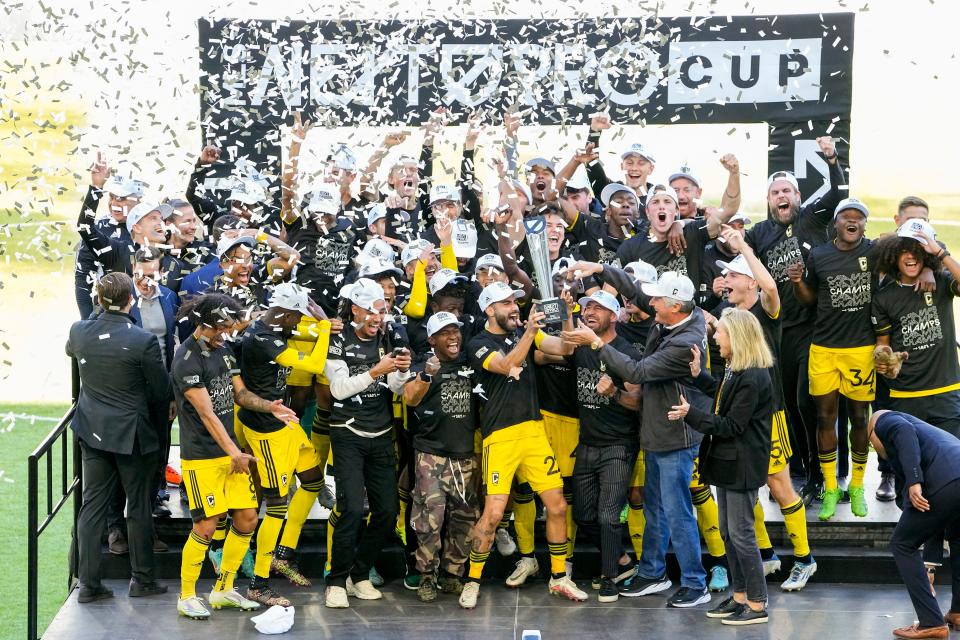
[535,297,567,324]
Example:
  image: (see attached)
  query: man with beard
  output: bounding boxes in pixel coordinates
[744,137,845,496]
[459,282,588,609]
[567,290,643,603]
[788,198,876,521]
[237,283,333,606]
[712,230,817,591]
[404,312,481,603]
[322,279,413,608]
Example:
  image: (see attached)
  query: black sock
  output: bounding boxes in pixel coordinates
[759,547,775,561]
[794,553,812,564]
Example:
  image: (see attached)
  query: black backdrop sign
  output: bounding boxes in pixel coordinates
[198,14,853,207]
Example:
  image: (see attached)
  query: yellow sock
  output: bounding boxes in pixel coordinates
[254,509,285,579]
[627,503,645,558]
[850,450,868,489]
[214,525,253,593]
[819,451,838,492]
[180,531,210,598]
[212,517,227,546]
[692,486,725,558]
[513,490,536,556]
[279,484,319,550]
[325,509,339,573]
[781,498,810,558]
[397,486,411,544]
[310,429,331,473]
[548,542,567,576]
[468,549,489,580]
[753,500,772,550]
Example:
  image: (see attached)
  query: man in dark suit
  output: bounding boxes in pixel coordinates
[67,272,173,602]
[870,410,960,639]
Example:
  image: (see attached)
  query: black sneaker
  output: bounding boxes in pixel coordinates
[667,586,710,608]
[614,560,637,584]
[706,596,743,619]
[128,579,168,598]
[721,605,769,626]
[77,584,114,603]
[598,578,619,603]
[619,573,672,598]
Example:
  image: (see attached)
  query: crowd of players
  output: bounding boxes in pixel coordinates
[68,108,960,635]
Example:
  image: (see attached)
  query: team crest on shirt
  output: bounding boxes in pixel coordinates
[924,292,934,306]
[491,472,500,485]
[206,494,215,507]
[858,257,868,272]
[378,347,385,358]
[599,361,606,372]
[785,225,793,238]
[281,474,288,487]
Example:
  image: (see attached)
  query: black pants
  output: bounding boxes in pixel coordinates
[571,443,635,579]
[782,323,817,481]
[77,438,159,587]
[326,428,399,588]
[891,478,960,628]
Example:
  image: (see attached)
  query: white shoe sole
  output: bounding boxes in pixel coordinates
[669,592,711,608]
[598,593,619,603]
[781,565,817,592]
[621,579,672,598]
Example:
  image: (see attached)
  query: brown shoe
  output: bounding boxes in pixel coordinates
[945,611,960,629]
[892,623,948,639]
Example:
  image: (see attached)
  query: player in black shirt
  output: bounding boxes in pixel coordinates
[745,137,845,494]
[790,198,876,521]
[321,278,413,609]
[403,312,481,602]
[172,294,296,619]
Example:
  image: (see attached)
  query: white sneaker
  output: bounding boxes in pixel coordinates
[459,581,480,609]
[208,589,261,611]
[780,560,817,592]
[177,595,211,620]
[505,556,539,587]
[346,577,383,600]
[762,554,782,577]
[495,528,517,556]
[325,585,349,608]
[548,575,588,602]
[565,560,573,579]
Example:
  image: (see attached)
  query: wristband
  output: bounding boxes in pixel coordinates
[255,230,268,244]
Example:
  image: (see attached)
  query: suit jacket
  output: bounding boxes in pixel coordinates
[66,310,170,455]
[685,367,773,491]
[874,411,960,508]
[129,285,179,370]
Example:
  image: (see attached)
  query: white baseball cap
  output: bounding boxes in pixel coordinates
[344,278,385,312]
[579,290,621,315]
[250,604,295,635]
[216,235,256,259]
[728,212,753,226]
[834,197,869,220]
[230,178,267,205]
[897,219,937,245]
[767,170,800,191]
[366,202,388,227]
[475,253,504,272]
[304,187,339,217]
[641,271,696,302]
[551,256,576,277]
[625,260,658,284]
[357,238,395,265]
[525,157,556,174]
[646,184,680,207]
[426,311,463,337]
[126,202,162,233]
[668,170,701,189]
[451,219,478,259]
[103,175,145,199]
[478,281,524,312]
[429,184,461,206]
[621,143,656,164]
[716,254,755,279]
[565,167,591,191]
[269,282,316,319]
[329,144,357,172]
[429,268,468,296]
[401,238,438,266]
[358,257,402,279]
[600,183,639,207]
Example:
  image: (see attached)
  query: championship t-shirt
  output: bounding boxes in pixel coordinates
[173,336,239,460]
[535,320,579,418]
[327,330,394,433]
[572,335,641,446]
[238,321,290,434]
[566,212,629,266]
[468,328,543,439]
[285,216,357,315]
[872,271,960,397]
[616,222,711,291]
[616,316,654,354]
[410,354,477,458]
[803,239,876,348]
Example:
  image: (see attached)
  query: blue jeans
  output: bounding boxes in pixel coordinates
[638,445,706,591]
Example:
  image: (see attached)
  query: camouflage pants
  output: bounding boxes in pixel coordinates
[410,451,481,576]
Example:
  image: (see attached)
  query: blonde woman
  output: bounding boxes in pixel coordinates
[668,307,774,626]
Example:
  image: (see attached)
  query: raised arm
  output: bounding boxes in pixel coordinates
[280,113,310,225]
[359,131,409,202]
[584,114,612,195]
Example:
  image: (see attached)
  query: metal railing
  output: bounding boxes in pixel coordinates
[26,358,81,640]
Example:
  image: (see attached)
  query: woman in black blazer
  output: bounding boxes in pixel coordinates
[668,307,774,626]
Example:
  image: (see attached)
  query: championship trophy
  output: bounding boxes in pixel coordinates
[522,215,567,324]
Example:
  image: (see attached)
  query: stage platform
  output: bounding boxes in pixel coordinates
[44,580,952,640]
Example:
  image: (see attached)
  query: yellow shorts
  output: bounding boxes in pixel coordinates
[808,343,876,401]
[630,450,645,488]
[233,405,247,449]
[769,410,792,475]
[482,420,563,496]
[241,421,320,497]
[541,410,579,478]
[182,456,258,522]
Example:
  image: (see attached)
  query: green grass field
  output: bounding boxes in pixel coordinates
[0,403,74,640]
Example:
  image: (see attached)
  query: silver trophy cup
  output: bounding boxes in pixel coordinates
[522,215,567,324]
